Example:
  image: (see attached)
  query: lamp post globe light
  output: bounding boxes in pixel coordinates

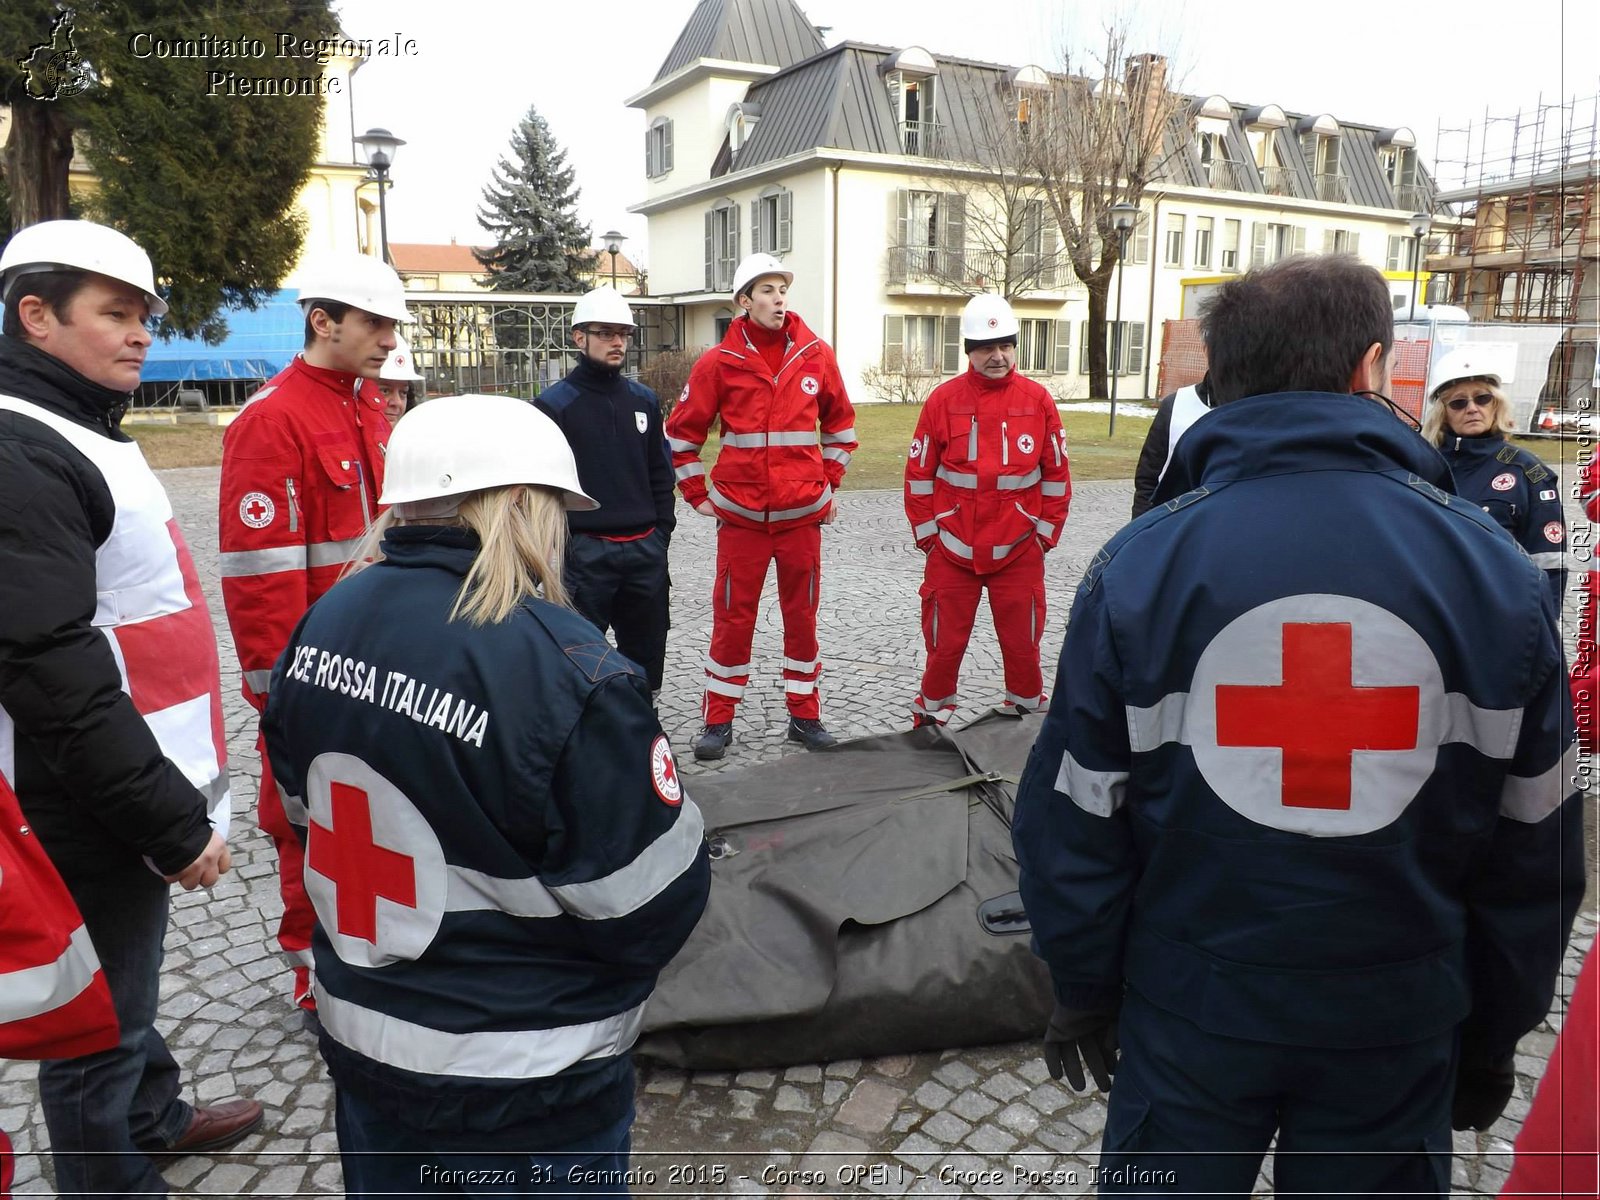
[1107,201,1139,436]
[601,229,627,291]
[356,127,405,264]
[1406,211,1432,321]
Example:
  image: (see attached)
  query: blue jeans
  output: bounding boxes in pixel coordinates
[38,856,192,1198]
[336,1086,634,1197]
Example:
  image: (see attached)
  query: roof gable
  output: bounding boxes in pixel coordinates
[655,0,825,83]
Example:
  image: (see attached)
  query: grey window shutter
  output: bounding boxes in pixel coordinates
[1132,215,1150,264]
[1041,221,1059,288]
[778,189,792,253]
[646,128,655,178]
[1347,231,1360,256]
[1323,229,1336,254]
[1127,323,1147,375]
[1053,319,1071,374]
[751,199,765,255]
[1078,321,1090,374]
[888,190,910,283]
[939,192,966,280]
[663,120,674,171]
[729,203,740,265]
[1251,222,1267,268]
[1292,226,1306,255]
[883,315,904,369]
[705,211,715,289]
[942,316,961,373]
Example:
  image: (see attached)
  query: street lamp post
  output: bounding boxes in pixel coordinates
[1406,211,1432,321]
[356,127,406,265]
[601,229,627,291]
[1107,201,1139,436]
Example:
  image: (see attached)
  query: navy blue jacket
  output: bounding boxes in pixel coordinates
[262,527,710,1140]
[536,358,676,538]
[1440,433,1567,611]
[1015,394,1582,1059]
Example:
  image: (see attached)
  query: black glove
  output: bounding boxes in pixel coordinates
[1451,1053,1516,1131]
[1043,1002,1120,1093]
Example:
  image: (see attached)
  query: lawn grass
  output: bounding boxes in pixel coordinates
[838,403,1152,491]
[126,422,228,469]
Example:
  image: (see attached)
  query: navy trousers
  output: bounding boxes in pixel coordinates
[564,531,670,693]
[1098,988,1455,1198]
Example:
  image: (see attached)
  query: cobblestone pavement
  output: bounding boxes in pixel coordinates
[3,469,1594,1197]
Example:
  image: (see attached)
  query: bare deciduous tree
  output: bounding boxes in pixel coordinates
[861,358,943,406]
[1025,28,1189,397]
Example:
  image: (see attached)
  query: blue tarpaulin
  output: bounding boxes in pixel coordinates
[142,292,302,383]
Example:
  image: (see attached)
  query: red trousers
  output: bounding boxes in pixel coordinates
[703,523,823,722]
[257,736,315,1010]
[914,541,1047,723]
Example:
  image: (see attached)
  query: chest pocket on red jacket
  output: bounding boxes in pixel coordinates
[945,404,978,466]
[1004,406,1045,470]
[313,437,369,541]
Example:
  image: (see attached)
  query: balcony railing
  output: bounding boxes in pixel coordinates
[1204,159,1254,192]
[897,119,946,158]
[888,246,1061,291]
[1392,183,1429,212]
[1261,166,1301,198]
[1313,173,1350,204]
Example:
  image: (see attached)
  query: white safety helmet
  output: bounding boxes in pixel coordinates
[380,394,597,511]
[1429,348,1503,398]
[731,252,793,299]
[379,333,424,382]
[571,286,636,329]
[0,219,168,317]
[960,294,1020,344]
[296,252,410,323]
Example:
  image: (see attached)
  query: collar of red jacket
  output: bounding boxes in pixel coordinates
[724,311,819,359]
[965,364,1018,392]
[291,353,377,402]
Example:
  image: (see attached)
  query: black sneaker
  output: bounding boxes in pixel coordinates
[786,717,838,750]
[693,723,733,761]
[911,713,939,731]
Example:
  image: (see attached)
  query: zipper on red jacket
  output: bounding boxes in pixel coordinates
[1002,421,1010,467]
[968,417,977,461]
[355,461,372,523]
[286,478,301,533]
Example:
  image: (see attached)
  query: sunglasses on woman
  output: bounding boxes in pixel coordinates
[1446,393,1494,411]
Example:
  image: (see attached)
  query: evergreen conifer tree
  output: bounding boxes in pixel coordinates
[476,106,591,293]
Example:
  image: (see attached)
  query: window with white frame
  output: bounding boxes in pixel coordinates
[1079,320,1146,376]
[890,188,965,281]
[1164,213,1186,267]
[646,118,674,179]
[1127,212,1151,265]
[1386,234,1420,272]
[703,200,739,291]
[1220,219,1241,271]
[1323,228,1360,255]
[752,186,792,255]
[1193,216,1214,269]
[1251,221,1304,267]
[883,314,962,373]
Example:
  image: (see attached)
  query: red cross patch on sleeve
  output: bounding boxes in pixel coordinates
[650,734,683,806]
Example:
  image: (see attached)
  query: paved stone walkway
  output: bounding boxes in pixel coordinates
[2,470,1593,1197]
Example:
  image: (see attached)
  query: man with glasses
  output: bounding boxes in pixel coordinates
[536,286,675,697]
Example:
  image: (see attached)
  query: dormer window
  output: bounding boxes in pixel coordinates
[882,47,940,156]
[1297,114,1345,203]
[1007,64,1050,132]
[1377,128,1421,209]
[726,101,762,165]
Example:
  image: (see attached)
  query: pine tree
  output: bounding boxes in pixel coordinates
[476,106,591,294]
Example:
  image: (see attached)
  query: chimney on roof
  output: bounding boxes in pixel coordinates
[1125,53,1169,149]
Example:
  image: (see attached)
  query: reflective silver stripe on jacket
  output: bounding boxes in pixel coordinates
[667,437,701,454]
[1530,552,1565,570]
[821,427,857,445]
[550,802,706,920]
[0,924,99,1023]
[995,468,1042,491]
[707,484,833,525]
[243,669,273,695]
[912,518,939,540]
[908,480,935,496]
[1054,750,1129,817]
[317,987,649,1080]
[721,430,818,449]
[939,529,974,559]
[219,537,362,578]
[674,462,706,481]
[935,466,978,489]
[1501,742,1578,823]
[822,447,852,465]
[1040,480,1069,497]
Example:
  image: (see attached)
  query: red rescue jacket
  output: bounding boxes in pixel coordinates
[666,312,857,532]
[219,356,389,711]
[905,367,1071,574]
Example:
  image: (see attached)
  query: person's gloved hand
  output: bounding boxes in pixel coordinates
[1043,1002,1119,1093]
[1451,1053,1516,1131]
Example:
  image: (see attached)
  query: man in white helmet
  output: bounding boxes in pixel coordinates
[0,220,262,1194]
[665,254,858,760]
[535,287,675,696]
[375,332,423,424]
[218,251,408,1018]
[904,293,1071,727]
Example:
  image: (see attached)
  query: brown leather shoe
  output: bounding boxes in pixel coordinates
[156,1098,264,1159]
